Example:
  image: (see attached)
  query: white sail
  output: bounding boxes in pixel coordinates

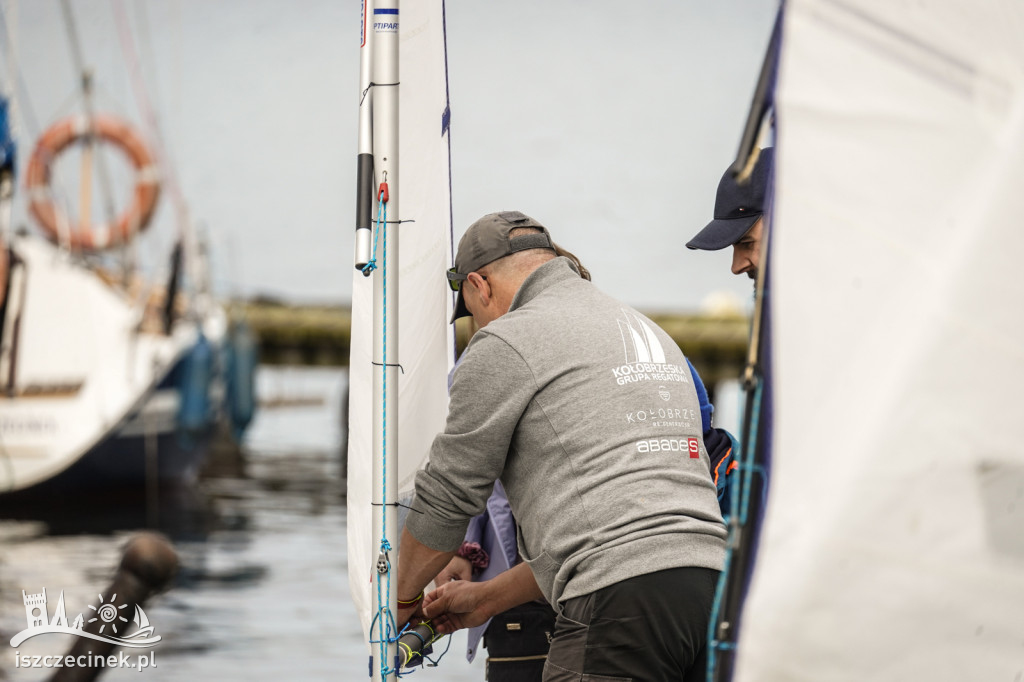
[347,0,456,644]
[133,604,150,630]
[736,1,1024,680]
[127,604,155,638]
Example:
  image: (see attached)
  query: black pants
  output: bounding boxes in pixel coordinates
[543,567,720,682]
[484,601,558,682]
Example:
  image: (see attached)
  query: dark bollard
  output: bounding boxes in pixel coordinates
[47,533,178,682]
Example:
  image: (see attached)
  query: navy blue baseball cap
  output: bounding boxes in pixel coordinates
[687,147,773,251]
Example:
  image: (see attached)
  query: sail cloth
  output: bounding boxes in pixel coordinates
[347,0,456,643]
[735,1,1024,680]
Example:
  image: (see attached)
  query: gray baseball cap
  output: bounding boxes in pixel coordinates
[447,211,554,322]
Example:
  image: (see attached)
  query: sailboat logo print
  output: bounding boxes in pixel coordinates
[610,311,689,386]
[10,588,161,649]
[617,310,667,364]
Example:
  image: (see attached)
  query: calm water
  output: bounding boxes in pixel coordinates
[0,365,484,681]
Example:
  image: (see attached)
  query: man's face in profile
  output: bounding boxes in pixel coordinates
[731,218,764,280]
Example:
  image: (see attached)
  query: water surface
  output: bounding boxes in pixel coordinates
[0,365,484,680]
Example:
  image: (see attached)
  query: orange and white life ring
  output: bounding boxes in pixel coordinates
[25,114,161,251]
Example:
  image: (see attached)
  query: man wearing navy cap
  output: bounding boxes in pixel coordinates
[687,147,773,280]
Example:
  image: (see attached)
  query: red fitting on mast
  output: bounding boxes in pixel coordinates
[378,182,389,203]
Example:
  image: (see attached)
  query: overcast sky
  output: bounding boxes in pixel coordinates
[3,0,777,311]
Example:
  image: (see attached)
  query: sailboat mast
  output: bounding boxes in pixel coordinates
[349,1,455,674]
[368,1,401,679]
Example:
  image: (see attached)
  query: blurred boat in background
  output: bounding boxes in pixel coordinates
[0,2,255,502]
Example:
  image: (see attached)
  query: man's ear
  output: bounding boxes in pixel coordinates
[466,272,490,303]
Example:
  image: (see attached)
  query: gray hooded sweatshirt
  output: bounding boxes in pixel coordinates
[407,257,726,609]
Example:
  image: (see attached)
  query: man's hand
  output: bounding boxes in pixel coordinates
[422,580,492,634]
[422,562,544,634]
[435,555,473,584]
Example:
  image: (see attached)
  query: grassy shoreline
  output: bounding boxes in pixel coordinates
[235,300,750,386]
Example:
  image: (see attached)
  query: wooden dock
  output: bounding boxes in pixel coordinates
[237,300,751,385]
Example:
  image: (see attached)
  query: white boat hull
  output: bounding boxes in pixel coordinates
[0,236,228,497]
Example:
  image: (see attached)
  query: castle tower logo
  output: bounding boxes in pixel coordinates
[10,587,160,649]
[23,589,47,629]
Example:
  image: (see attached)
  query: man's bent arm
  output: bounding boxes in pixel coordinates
[395,526,456,628]
[476,561,543,614]
[406,333,536,550]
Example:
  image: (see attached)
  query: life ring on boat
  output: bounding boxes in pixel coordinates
[24,113,161,251]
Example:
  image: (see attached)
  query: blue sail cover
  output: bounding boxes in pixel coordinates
[0,97,15,172]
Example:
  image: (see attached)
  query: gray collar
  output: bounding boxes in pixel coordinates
[508,257,581,313]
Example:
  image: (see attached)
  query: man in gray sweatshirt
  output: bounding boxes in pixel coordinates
[396,211,726,681]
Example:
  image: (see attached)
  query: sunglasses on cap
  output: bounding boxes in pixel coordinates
[446,268,487,292]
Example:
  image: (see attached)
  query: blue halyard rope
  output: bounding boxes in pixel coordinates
[706,380,763,682]
[739,384,763,526]
[361,196,385,276]
[366,193,400,679]
[363,189,451,679]
[381,193,391,677]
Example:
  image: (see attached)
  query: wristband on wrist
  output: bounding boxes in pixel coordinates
[396,591,424,609]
